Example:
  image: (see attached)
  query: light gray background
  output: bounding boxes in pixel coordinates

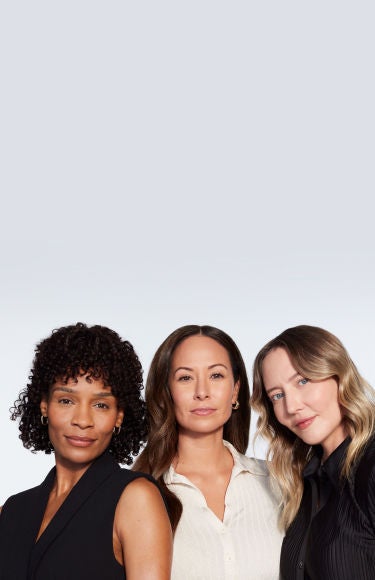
[1,2,374,505]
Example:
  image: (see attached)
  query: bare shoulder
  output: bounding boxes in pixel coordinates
[118,477,164,508]
[114,477,172,579]
[115,476,169,531]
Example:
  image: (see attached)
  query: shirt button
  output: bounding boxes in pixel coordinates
[298,561,304,569]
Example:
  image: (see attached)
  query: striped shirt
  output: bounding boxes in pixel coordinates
[164,441,283,580]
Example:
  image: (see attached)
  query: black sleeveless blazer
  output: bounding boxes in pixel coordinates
[0,451,155,579]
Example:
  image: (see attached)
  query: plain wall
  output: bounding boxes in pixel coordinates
[1,1,375,505]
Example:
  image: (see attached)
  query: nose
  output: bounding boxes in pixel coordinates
[193,376,209,400]
[284,389,304,415]
[71,404,94,429]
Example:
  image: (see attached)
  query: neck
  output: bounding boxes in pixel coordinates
[321,425,348,462]
[174,430,230,472]
[52,457,93,496]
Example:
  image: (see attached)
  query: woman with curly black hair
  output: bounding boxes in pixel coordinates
[0,322,172,580]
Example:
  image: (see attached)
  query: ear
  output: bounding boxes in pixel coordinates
[115,408,124,428]
[40,396,48,417]
[232,380,240,404]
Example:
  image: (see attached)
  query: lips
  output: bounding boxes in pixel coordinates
[65,436,96,447]
[190,408,216,416]
[295,416,316,430]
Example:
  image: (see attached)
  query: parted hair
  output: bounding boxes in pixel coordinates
[134,324,251,530]
[11,322,147,465]
[251,324,375,530]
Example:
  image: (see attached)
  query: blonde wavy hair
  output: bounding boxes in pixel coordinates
[251,325,375,531]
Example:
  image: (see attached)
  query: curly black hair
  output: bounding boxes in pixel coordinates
[10,323,147,465]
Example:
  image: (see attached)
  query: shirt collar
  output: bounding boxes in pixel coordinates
[223,440,253,476]
[164,440,251,484]
[303,437,351,488]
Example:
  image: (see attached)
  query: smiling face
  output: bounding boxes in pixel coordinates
[40,374,124,469]
[262,347,347,460]
[169,335,240,438]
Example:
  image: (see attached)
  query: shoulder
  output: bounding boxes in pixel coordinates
[114,475,171,538]
[107,466,159,497]
[232,452,282,503]
[354,436,375,491]
[352,436,375,528]
[114,476,172,578]
[238,453,269,475]
[0,485,43,529]
[224,441,269,476]
[121,475,161,498]
[1,485,41,513]
[116,473,164,514]
[113,466,156,485]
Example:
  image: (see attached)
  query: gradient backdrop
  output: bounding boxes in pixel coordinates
[1,2,374,504]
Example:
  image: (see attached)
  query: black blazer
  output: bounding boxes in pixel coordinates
[0,451,154,580]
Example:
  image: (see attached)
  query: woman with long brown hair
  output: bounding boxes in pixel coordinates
[135,324,282,580]
[252,324,375,579]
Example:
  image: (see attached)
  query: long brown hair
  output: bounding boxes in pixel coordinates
[251,324,375,530]
[134,324,251,530]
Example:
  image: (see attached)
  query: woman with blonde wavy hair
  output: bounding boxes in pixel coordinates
[135,324,283,580]
[252,324,375,580]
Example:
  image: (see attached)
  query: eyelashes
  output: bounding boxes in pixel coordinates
[57,398,110,409]
[269,377,309,403]
[176,372,224,382]
[298,378,309,386]
[270,392,284,402]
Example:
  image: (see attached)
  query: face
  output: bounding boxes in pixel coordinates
[40,374,124,469]
[262,347,346,460]
[169,335,240,438]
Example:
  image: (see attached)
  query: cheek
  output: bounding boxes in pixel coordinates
[98,412,120,431]
[170,387,186,408]
[272,402,288,426]
[47,411,65,428]
[171,395,185,415]
[327,397,343,421]
[311,387,338,412]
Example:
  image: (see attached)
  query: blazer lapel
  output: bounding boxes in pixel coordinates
[28,452,118,579]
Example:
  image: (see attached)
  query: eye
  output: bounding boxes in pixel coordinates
[58,398,73,405]
[177,375,192,382]
[298,378,309,386]
[210,372,224,379]
[270,392,284,403]
[94,402,110,409]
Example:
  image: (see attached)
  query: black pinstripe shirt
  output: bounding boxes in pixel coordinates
[280,436,375,580]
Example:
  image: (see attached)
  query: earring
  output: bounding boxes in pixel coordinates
[232,400,240,410]
[41,415,48,426]
[113,425,121,436]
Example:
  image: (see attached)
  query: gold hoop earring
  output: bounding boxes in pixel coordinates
[41,415,48,425]
[113,425,121,436]
[232,400,240,410]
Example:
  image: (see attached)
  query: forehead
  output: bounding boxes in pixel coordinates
[52,374,111,391]
[262,348,296,383]
[171,335,231,367]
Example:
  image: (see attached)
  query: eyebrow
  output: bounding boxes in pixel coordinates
[265,371,300,394]
[173,363,228,375]
[51,386,114,398]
